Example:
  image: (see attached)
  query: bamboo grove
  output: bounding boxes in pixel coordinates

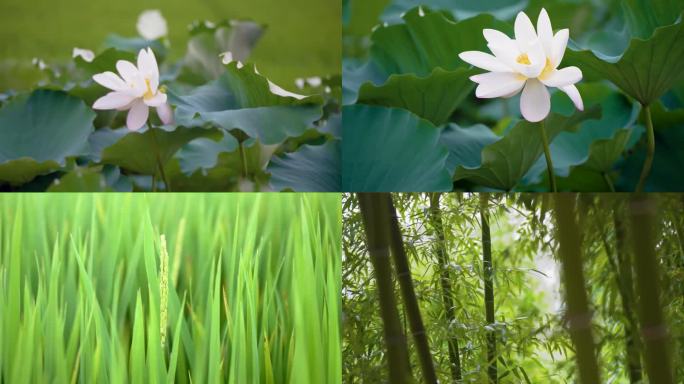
[342,193,683,383]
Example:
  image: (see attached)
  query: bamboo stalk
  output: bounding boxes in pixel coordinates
[386,194,438,384]
[357,193,413,384]
[553,194,601,384]
[480,194,497,384]
[628,195,674,384]
[428,193,463,382]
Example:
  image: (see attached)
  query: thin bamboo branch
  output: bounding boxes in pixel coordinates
[428,193,463,382]
[480,194,497,384]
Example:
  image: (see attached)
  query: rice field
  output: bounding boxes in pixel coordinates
[0,193,341,383]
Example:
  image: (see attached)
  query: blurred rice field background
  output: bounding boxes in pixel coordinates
[0,0,341,90]
[0,193,341,383]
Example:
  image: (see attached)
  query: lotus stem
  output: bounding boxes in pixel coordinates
[602,172,615,192]
[636,105,655,193]
[540,119,557,192]
[239,141,249,179]
[151,127,172,192]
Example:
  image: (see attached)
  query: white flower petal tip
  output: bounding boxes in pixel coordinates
[220,51,234,65]
[560,84,584,111]
[458,8,583,122]
[268,80,307,100]
[72,48,95,63]
[156,103,174,125]
[92,47,168,130]
[137,10,168,40]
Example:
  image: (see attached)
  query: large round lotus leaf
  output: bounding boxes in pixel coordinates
[522,83,641,185]
[171,62,323,145]
[439,124,500,175]
[381,0,527,23]
[47,168,113,192]
[167,138,269,191]
[268,141,341,191]
[0,90,95,185]
[102,35,168,62]
[343,8,508,104]
[342,105,451,192]
[175,131,239,175]
[89,126,216,175]
[452,106,601,191]
[621,0,684,39]
[75,48,136,77]
[357,68,476,125]
[565,16,684,105]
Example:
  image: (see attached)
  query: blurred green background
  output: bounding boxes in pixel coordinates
[0,0,341,91]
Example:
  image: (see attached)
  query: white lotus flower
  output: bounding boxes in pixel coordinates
[92,48,173,131]
[459,8,583,122]
[72,48,95,63]
[137,10,168,40]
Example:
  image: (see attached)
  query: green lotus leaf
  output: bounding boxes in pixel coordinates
[103,35,168,62]
[439,123,500,175]
[167,138,270,191]
[357,67,476,125]
[268,141,341,191]
[47,168,113,192]
[621,0,684,39]
[91,126,216,175]
[0,90,95,185]
[522,83,641,185]
[344,7,509,106]
[565,16,684,105]
[171,62,323,145]
[176,130,239,175]
[342,104,451,192]
[452,106,601,191]
[75,48,136,77]
[381,0,527,24]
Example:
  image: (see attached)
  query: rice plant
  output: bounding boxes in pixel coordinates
[0,193,341,383]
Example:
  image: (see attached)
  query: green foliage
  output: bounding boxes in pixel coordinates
[342,105,451,191]
[453,107,601,190]
[0,13,340,192]
[565,15,684,106]
[344,0,684,192]
[267,141,341,191]
[0,90,95,185]
[343,193,684,383]
[0,193,341,383]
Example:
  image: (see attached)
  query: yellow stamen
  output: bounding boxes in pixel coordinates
[539,58,555,80]
[143,78,154,100]
[516,53,531,65]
